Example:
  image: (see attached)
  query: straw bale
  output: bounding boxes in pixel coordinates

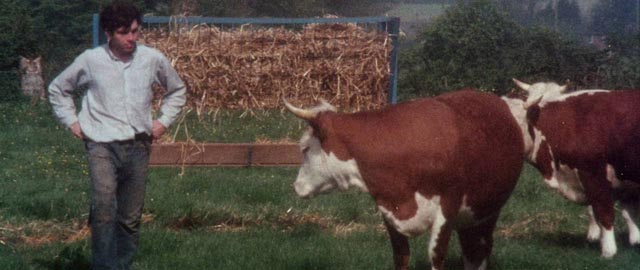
[141,19,392,112]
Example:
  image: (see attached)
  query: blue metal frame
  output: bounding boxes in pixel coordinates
[93,15,400,104]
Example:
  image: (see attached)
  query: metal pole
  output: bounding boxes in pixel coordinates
[386,17,400,104]
[553,0,558,32]
[92,13,99,48]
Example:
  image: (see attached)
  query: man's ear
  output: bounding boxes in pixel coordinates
[104,31,113,41]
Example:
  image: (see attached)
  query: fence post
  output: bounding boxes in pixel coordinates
[386,17,400,104]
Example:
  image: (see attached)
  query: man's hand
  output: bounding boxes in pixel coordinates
[69,122,84,139]
[152,120,166,141]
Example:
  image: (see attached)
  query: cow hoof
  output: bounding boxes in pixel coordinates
[629,232,640,246]
[601,250,616,259]
[463,257,488,270]
[600,229,617,258]
[587,231,600,242]
[600,244,617,259]
[587,225,601,242]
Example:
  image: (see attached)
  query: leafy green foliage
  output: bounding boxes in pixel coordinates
[0,0,104,102]
[399,0,605,98]
[596,33,640,89]
[513,0,584,34]
[591,0,640,36]
[420,0,524,95]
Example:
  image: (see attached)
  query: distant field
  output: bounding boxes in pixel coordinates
[385,3,447,38]
[386,3,446,22]
[2,100,640,270]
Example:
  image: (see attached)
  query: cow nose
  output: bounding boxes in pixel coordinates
[293,181,312,198]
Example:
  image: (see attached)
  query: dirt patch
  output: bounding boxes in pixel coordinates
[497,212,569,239]
[1,212,384,247]
[0,218,89,247]
[0,214,155,247]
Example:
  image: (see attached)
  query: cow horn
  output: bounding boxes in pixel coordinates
[512,78,531,92]
[523,95,543,109]
[283,99,317,121]
[318,98,337,112]
[559,84,568,93]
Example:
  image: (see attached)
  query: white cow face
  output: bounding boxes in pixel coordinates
[501,96,534,155]
[293,128,366,198]
[548,163,587,203]
[512,78,567,108]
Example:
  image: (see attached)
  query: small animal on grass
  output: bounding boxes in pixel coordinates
[284,89,525,270]
[19,56,46,101]
[511,78,640,258]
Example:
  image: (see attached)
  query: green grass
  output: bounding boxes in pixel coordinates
[2,100,640,270]
[166,109,306,143]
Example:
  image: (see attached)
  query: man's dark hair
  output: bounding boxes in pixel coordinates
[99,1,142,34]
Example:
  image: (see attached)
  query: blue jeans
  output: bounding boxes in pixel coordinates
[85,137,151,270]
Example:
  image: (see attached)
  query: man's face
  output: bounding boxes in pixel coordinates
[106,20,140,58]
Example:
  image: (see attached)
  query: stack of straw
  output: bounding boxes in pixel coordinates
[141,20,392,112]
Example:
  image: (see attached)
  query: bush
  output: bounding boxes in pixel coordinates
[419,0,524,95]
[400,0,603,98]
[0,70,23,103]
[596,34,640,89]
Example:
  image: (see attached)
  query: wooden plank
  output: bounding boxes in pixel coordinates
[149,143,302,167]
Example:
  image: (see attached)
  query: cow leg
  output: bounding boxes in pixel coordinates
[619,196,640,245]
[578,169,617,258]
[586,206,601,242]
[428,211,452,270]
[384,220,410,270]
[457,215,498,270]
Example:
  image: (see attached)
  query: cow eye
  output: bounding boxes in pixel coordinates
[301,146,310,154]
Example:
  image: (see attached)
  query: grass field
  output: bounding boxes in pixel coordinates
[1,100,639,270]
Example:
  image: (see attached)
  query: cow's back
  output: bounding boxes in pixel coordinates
[435,90,525,217]
[333,90,524,222]
[535,90,640,181]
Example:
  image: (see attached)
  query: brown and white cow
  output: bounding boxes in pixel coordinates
[285,90,525,270]
[511,79,640,258]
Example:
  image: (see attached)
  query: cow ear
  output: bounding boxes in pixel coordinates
[526,104,540,126]
[559,84,568,93]
[512,78,531,92]
[309,120,327,141]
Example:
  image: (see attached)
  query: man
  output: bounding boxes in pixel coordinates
[48,2,186,269]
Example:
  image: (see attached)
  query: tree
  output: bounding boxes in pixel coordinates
[0,0,37,69]
[325,0,399,17]
[418,0,526,95]
[591,0,639,35]
[0,0,158,102]
[398,0,601,98]
[531,0,582,34]
[0,0,41,101]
